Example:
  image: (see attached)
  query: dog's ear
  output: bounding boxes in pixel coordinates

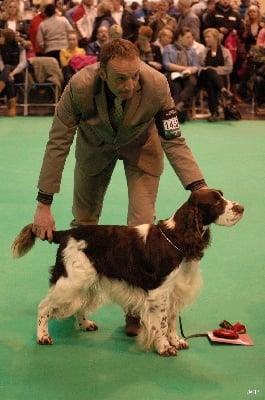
[189,189,223,206]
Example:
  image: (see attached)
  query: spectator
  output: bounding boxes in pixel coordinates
[238,0,250,19]
[256,26,265,47]
[199,28,233,122]
[60,30,86,87]
[72,0,97,47]
[163,27,199,120]
[28,2,47,56]
[90,0,116,42]
[0,0,29,42]
[110,0,141,43]
[134,0,152,24]
[109,23,123,39]
[136,25,163,71]
[31,39,208,335]
[0,28,27,116]
[153,27,173,53]
[250,27,265,113]
[149,0,177,42]
[36,3,73,65]
[85,25,110,58]
[191,0,208,17]
[175,0,201,42]
[203,0,244,41]
[203,0,245,102]
[243,5,263,51]
[200,0,216,43]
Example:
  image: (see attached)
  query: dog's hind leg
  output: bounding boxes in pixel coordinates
[75,289,101,332]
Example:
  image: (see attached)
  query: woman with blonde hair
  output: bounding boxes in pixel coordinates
[109,23,123,39]
[0,0,29,42]
[199,28,233,122]
[243,5,262,52]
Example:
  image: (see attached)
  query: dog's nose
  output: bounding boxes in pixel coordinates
[232,203,244,214]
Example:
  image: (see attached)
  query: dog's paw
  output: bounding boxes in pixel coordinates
[159,345,178,357]
[38,335,53,345]
[79,319,98,332]
[177,339,189,350]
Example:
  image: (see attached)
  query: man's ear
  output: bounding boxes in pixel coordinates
[99,68,106,81]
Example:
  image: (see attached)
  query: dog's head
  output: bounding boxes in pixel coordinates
[189,189,244,227]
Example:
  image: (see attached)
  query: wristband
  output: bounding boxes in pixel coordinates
[186,180,207,192]
[36,191,54,205]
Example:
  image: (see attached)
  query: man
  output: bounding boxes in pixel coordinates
[85,25,110,58]
[148,0,178,42]
[203,0,244,41]
[72,0,97,47]
[33,39,207,336]
[110,0,141,43]
[175,0,200,42]
[163,27,199,120]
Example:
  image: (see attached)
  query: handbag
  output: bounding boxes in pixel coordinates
[223,104,241,121]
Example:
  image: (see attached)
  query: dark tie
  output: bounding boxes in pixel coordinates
[110,97,124,131]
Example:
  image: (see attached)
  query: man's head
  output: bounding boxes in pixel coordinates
[176,27,194,48]
[177,0,191,13]
[99,39,140,100]
[96,26,110,45]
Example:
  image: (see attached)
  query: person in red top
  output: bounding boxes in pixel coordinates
[28,4,47,55]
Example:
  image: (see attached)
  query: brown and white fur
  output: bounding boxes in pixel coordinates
[12,189,244,356]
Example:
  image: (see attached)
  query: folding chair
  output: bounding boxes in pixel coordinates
[16,57,62,116]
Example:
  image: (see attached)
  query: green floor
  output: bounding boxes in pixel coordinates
[0,117,264,400]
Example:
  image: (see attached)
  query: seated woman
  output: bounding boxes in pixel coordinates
[136,25,163,72]
[199,28,233,122]
[0,28,27,116]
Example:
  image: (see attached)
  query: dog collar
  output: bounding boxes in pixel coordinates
[158,227,182,253]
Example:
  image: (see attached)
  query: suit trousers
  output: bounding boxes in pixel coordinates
[71,158,160,227]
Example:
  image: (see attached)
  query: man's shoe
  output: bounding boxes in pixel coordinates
[125,315,141,337]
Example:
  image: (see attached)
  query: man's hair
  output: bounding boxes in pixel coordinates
[100,39,139,70]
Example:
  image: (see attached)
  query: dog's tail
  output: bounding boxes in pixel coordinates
[11,224,64,258]
[12,224,37,258]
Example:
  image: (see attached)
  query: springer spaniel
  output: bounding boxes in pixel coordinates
[12,189,244,356]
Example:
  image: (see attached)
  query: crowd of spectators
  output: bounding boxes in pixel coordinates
[0,0,265,118]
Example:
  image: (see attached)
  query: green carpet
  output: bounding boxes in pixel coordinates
[0,117,264,400]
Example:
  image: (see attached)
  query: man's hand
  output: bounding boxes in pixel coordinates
[33,202,56,242]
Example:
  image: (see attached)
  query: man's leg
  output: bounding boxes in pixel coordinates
[71,160,117,227]
[124,162,160,335]
[124,163,160,226]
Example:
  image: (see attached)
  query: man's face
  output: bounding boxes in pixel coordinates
[100,57,140,100]
[181,32,193,48]
[97,26,109,43]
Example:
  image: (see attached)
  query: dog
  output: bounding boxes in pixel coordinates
[12,189,244,356]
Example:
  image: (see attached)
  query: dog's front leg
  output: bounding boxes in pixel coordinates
[167,309,189,350]
[143,295,178,357]
[37,298,53,345]
[167,295,189,350]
